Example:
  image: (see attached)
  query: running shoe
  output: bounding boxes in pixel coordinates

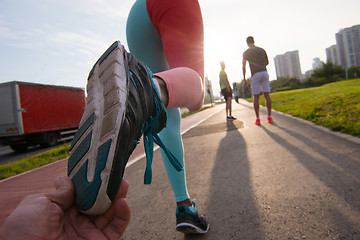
[176,201,209,235]
[227,116,236,121]
[255,118,261,125]
[67,41,183,215]
[267,116,274,123]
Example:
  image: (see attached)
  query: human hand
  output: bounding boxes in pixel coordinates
[0,176,130,240]
[243,79,248,87]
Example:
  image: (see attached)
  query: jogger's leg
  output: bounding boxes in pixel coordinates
[159,108,189,202]
[263,92,272,116]
[253,94,260,118]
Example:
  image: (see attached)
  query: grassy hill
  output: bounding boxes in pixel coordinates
[258,79,360,137]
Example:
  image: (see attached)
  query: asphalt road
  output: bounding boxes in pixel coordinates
[120,100,360,240]
[1,100,359,239]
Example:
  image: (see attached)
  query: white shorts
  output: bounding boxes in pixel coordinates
[250,71,270,95]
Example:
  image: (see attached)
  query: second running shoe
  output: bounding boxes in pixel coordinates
[67,41,183,215]
[176,201,209,235]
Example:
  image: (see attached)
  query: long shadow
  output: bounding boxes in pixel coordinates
[261,125,360,237]
[275,124,360,182]
[185,119,263,239]
[264,124,360,210]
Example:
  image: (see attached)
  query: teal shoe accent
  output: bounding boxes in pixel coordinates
[71,139,112,211]
[176,201,198,215]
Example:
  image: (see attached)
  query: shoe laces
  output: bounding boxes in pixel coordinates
[141,67,183,184]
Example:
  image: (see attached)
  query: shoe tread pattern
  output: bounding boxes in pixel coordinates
[71,139,112,211]
[68,41,126,214]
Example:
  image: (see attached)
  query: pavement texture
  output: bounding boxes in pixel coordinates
[1,99,359,240]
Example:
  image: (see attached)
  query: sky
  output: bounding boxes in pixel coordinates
[1,0,359,96]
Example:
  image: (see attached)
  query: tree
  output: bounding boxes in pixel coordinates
[311,62,344,84]
[347,66,360,79]
[270,77,302,92]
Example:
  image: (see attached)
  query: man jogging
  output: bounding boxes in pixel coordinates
[242,36,273,125]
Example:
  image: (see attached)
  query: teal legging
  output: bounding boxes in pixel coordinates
[126,0,189,202]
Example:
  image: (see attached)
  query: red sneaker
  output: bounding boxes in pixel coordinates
[255,118,261,125]
[267,116,273,123]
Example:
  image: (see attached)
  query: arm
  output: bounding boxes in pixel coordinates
[265,50,269,66]
[242,56,248,86]
[242,57,247,80]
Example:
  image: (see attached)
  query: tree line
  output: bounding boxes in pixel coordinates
[233,62,360,98]
[270,63,360,92]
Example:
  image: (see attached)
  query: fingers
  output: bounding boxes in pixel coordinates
[45,176,74,210]
[92,180,130,231]
[104,198,131,239]
[116,179,129,199]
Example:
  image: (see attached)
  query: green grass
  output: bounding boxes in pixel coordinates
[255,79,360,137]
[0,144,70,180]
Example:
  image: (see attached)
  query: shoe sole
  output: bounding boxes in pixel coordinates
[176,223,209,235]
[67,41,128,215]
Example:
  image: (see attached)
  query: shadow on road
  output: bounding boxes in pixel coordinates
[261,123,360,238]
[202,120,264,239]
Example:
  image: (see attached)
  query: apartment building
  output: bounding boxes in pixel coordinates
[335,24,360,68]
[326,45,341,65]
[274,50,303,80]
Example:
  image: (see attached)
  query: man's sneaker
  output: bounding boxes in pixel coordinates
[176,201,209,235]
[67,41,183,215]
[227,116,236,121]
[255,118,261,125]
[267,116,274,123]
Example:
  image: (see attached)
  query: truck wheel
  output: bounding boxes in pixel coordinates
[41,132,58,147]
[10,144,28,152]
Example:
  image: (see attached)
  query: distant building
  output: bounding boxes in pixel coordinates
[326,45,341,65]
[274,50,303,80]
[312,58,324,70]
[335,24,360,69]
